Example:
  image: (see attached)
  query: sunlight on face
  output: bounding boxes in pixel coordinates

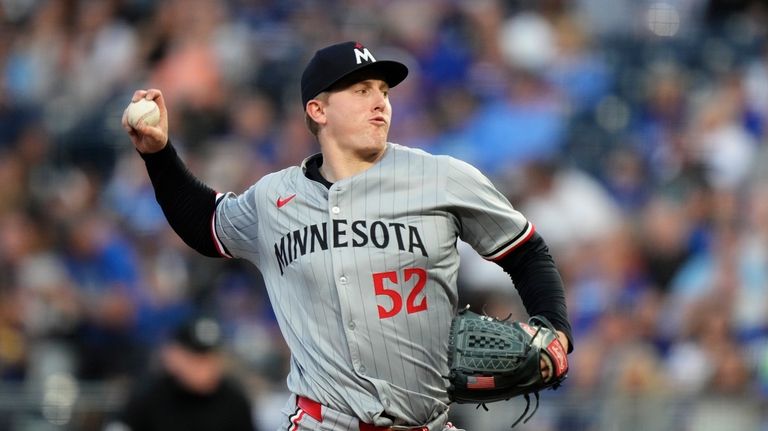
[321,77,392,158]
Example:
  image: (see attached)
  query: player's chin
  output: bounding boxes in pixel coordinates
[369,125,389,142]
[356,136,387,159]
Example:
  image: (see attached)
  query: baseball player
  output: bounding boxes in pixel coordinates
[123,41,573,431]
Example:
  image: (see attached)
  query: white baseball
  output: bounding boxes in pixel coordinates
[126,98,160,128]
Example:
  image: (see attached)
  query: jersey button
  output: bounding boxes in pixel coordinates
[339,276,348,284]
[331,206,340,214]
[358,365,366,374]
[348,321,356,330]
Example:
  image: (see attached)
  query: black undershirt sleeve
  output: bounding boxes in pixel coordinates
[495,231,574,352]
[139,142,225,257]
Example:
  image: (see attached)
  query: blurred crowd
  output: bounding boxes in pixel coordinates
[1,0,768,430]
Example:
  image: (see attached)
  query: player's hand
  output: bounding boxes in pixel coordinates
[122,89,169,154]
[540,330,569,381]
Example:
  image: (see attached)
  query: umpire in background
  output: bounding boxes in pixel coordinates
[105,316,257,431]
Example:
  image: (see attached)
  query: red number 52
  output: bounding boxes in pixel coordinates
[372,268,428,319]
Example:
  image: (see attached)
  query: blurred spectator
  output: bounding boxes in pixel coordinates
[104,154,167,237]
[663,293,746,396]
[555,336,607,431]
[597,344,676,431]
[3,0,67,106]
[148,0,230,151]
[545,14,612,113]
[209,264,287,385]
[131,229,196,352]
[440,69,567,176]
[635,196,692,293]
[224,92,279,166]
[516,160,623,254]
[668,220,768,340]
[0,284,26,382]
[574,0,640,39]
[58,211,143,380]
[686,348,761,431]
[63,0,139,111]
[0,153,25,215]
[106,316,257,431]
[686,72,759,192]
[743,44,768,135]
[434,11,569,176]
[629,62,689,183]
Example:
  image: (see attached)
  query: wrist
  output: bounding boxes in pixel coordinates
[139,140,174,162]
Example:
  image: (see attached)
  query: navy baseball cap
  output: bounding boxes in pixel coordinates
[300,41,409,108]
[171,317,223,353]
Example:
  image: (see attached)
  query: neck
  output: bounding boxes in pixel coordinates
[319,142,387,182]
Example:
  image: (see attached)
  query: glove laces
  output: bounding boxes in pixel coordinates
[473,391,541,428]
[509,391,540,428]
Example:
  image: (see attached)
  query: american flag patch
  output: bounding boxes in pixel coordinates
[467,376,495,389]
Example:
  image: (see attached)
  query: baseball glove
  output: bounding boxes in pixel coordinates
[446,307,568,426]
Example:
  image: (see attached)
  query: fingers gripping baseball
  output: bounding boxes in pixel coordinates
[122,89,169,154]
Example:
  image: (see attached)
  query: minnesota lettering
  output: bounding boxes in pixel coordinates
[274,220,428,274]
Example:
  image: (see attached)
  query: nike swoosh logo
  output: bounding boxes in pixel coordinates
[276,194,296,209]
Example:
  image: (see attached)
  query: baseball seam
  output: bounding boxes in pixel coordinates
[136,105,159,127]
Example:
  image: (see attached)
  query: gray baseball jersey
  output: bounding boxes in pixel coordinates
[213,143,532,426]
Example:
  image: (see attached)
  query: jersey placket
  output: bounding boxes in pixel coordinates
[328,183,367,378]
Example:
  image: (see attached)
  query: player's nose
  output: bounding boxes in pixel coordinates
[371,89,388,112]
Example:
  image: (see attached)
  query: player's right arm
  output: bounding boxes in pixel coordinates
[122,89,228,258]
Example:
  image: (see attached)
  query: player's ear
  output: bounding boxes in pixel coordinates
[305,99,327,126]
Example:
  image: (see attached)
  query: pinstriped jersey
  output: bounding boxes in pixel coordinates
[213,143,532,427]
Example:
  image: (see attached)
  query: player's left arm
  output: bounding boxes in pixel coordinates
[492,231,573,353]
[443,156,572,352]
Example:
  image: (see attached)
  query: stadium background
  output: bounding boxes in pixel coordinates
[1,0,768,430]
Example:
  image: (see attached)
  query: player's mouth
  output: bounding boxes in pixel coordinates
[369,116,388,126]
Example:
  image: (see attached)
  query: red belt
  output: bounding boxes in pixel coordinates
[296,396,428,431]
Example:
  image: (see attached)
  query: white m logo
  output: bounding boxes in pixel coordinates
[354,48,376,64]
